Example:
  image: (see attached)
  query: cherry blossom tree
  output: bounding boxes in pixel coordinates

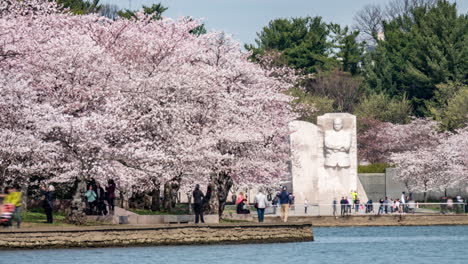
[358,118,441,163]
[1,0,297,219]
[390,126,467,201]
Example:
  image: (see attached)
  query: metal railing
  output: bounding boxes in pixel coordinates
[225,202,467,216]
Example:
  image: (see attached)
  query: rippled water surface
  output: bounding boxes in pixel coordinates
[2,225,468,264]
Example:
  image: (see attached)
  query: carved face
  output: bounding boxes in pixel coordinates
[333,118,343,131]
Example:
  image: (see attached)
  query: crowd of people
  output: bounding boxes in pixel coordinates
[84,179,116,216]
[233,186,295,223]
[338,191,415,216]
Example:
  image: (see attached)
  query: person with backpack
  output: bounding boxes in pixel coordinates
[279,186,290,222]
[41,184,55,223]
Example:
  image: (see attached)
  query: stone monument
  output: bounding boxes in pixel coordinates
[290,113,367,210]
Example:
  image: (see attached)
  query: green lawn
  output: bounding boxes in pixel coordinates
[21,208,66,225]
[129,204,190,215]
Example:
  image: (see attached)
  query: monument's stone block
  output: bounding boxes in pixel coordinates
[290,113,367,210]
[289,121,319,205]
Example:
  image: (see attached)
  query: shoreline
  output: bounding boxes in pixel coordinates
[0,222,313,249]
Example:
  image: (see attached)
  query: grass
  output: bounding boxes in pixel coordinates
[129,204,190,215]
[22,208,66,224]
[358,163,390,173]
[15,208,112,228]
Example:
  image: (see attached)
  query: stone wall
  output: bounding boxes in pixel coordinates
[0,223,313,249]
[358,173,385,201]
[359,169,468,201]
[264,215,468,227]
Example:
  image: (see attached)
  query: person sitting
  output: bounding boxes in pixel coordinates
[236,198,250,214]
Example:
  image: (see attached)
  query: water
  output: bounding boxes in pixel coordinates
[1,225,468,264]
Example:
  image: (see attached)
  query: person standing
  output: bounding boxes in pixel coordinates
[106,179,116,213]
[193,184,205,224]
[332,198,337,216]
[384,197,389,214]
[340,197,347,216]
[41,184,55,223]
[86,185,97,214]
[5,185,22,228]
[279,186,290,222]
[354,198,360,213]
[304,199,309,215]
[254,189,268,222]
[95,183,107,215]
[401,192,406,213]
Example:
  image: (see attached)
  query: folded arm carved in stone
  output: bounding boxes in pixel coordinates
[324,118,351,168]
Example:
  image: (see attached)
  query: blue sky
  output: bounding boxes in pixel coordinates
[100,0,468,45]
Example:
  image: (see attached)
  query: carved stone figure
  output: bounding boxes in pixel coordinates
[324,118,351,168]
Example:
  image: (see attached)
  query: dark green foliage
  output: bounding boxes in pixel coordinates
[245,16,335,73]
[358,163,390,173]
[362,1,468,116]
[329,23,365,75]
[55,0,101,14]
[117,3,167,20]
[190,23,207,36]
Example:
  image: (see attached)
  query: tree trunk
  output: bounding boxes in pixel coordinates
[163,177,181,212]
[151,184,161,211]
[187,193,192,214]
[423,192,427,203]
[119,190,129,210]
[208,172,233,217]
[21,185,28,212]
[65,179,87,225]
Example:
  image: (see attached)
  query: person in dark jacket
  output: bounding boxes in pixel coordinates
[340,197,347,216]
[193,184,205,223]
[95,183,107,215]
[236,199,250,214]
[202,185,212,213]
[41,184,55,223]
[106,179,116,213]
[279,186,290,222]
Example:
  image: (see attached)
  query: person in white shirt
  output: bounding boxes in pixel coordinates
[254,188,269,222]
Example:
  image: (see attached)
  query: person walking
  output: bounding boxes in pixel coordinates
[106,179,116,213]
[41,184,55,223]
[254,189,268,222]
[4,185,22,228]
[193,184,205,224]
[279,186,290,222]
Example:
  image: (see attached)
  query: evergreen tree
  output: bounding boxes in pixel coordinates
[118,3,168,20]
[55,0,101,14]
[245,16,335,73]
[362,0,467,115]
[329,23,365,75]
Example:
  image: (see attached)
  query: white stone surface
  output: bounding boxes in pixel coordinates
[290,113,368,211]
[289,121,320,205]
